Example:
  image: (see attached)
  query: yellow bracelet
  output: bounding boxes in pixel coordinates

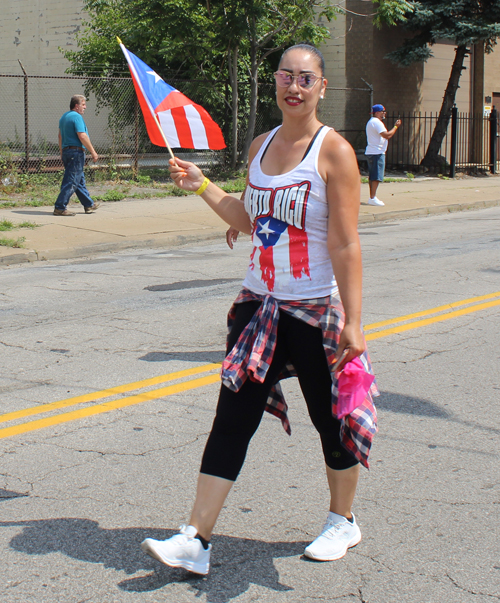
[194,177,210,195]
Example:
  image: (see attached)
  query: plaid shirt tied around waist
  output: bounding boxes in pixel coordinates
[221,289,379,468]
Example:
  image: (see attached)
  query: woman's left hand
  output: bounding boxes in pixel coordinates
[334,323,366,372]
[226,227,239,249]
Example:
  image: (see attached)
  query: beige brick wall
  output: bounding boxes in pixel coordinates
[371,25,423,115]
[319,11,347,88]
[344,4,423,115]
[484,47,500,110]
[318,10,348,132]
[339,3,479,116]
[420,41,471,114]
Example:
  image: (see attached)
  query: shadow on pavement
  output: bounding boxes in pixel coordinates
[0,489,29,500]
[376,391,451,418]
[1,518,305,602]
[144,278,239,292]
[377,390,500,435]
[10,210,55,216]
[139,350,225,363]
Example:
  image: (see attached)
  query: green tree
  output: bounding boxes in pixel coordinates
[376,0,500,166]
[206,1,339,166]
[62,0,338,168]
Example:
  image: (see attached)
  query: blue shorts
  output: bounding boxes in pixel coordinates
[366,154,385,182]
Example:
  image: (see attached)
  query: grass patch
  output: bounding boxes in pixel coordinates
[26,189,58,204]
[0,219,40,232]
[0,219,15,231]
[220,176,247,193]
[168,186,190,197]
[128,191,172,199]
[24,199,52,207]
[0,236,25,248]
[360,176,413,184]
[94,189,128,202]
[17,221,40,229]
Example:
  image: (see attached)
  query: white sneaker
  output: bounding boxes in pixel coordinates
[368,197,385,206]
[304,512,361,561]
[141,525,211,575]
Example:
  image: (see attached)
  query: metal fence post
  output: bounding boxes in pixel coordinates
[134,98,139,176]
[18,60,29,173]
[490,108,497,174]
[450,105,458,177]
[360,78,373,111]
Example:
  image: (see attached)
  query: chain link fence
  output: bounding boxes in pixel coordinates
[0,74,284,179]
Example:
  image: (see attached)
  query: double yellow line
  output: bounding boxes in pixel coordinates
[0,364,221,440]
[364,290,500,340]
[1,291,499,440]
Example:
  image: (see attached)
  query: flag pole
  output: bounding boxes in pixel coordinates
[151,113,176,162]
[117,37,176,163]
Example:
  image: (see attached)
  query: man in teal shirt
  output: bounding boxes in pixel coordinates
[54,95,100,216]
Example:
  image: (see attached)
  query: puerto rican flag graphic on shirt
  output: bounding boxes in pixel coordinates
[245,181,311,291]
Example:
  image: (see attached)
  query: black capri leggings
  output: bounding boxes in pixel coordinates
[200,301,358,481]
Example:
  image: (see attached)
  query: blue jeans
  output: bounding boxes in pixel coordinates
[366,154,385,182]
[55,148,94,210]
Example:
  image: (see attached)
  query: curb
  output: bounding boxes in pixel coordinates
[0,250,39,265]
[358,197,500,225]
[2,197,500,266]
[0,228,229,266]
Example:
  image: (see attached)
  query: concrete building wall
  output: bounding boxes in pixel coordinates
[0,0,84,75]
[0,1,112,153]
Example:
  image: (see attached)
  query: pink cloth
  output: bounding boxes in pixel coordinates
[337,357,375,419]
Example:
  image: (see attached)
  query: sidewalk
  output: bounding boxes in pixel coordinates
[1,175,500,265]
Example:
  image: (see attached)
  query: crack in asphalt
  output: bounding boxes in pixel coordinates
[0,340,27,349]
[446,572,500,599]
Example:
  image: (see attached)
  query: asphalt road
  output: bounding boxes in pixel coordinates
[1,207,499,603]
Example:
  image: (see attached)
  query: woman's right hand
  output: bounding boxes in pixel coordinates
[169,157,206,192]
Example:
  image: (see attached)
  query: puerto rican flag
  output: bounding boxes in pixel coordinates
[119,42,225,150]
[250,216,310,291]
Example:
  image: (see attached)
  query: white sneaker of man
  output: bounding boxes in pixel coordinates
[141,524,211,575]
[304,512,361,561]
[368,197,385,206]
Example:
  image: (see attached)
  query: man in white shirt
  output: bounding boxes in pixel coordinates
[365,104,401,206]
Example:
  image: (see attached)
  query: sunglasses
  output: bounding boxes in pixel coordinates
[274,71,322,90]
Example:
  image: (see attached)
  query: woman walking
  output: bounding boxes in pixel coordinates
[141,44,378,575]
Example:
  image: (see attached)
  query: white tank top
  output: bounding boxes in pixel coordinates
[242,125,338,300]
